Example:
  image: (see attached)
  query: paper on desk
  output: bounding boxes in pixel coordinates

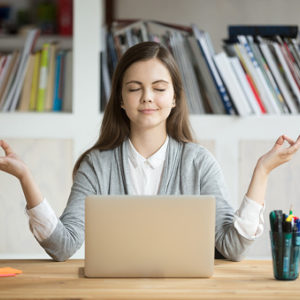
[0,273,16,277]
[0,267,23,276]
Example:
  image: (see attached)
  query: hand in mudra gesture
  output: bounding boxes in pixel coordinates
[0,140,29,180]
[257,135,300,175]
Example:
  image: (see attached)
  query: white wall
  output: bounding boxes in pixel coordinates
[115,0,300,52]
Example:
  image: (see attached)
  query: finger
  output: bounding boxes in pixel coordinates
[273,135,285,149]
[282,135,295,146]
[0,140,14,156]
[287,137,300,154]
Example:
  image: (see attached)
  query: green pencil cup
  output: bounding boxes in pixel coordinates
[270,231,300,280]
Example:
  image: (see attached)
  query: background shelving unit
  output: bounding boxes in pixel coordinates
[1,0,300,259]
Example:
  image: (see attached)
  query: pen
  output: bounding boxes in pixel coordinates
[283,220,292,279]
[274,210,283,278]
[291,219,300,279]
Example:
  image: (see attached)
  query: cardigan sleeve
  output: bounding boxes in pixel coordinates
[37,153,98,261]
[198,149,258,261]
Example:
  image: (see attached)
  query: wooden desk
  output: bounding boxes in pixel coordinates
[0,259,300,299]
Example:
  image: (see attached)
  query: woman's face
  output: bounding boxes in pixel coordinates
[121,58,175,133]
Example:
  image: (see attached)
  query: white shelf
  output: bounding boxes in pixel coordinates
[0,35,73,51]
[2,112,298,139]
[189,114,300,139]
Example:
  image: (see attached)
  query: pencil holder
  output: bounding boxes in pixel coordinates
[270,231,300,280]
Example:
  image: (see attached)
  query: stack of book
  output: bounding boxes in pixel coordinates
[219,25,300,115]
[0,29,73,112]
[101,20,300,116]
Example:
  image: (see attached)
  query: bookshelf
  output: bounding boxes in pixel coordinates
[1,0,300,260]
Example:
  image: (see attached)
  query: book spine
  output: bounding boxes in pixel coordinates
[58,0,73,36]
[192,25,235,115]
[36,43,50,112]
[53,52,63,111]
[238,35,281,114]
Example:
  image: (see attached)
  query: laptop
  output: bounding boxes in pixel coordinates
[84,195,216,278]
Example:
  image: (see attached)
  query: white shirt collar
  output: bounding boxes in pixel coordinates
[128,136,169,169]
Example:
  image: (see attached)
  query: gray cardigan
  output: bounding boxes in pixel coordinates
[39,137,254,261]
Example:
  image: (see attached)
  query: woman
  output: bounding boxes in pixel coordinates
[0,41,299,262]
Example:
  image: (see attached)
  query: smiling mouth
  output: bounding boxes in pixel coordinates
[139,109,158,113]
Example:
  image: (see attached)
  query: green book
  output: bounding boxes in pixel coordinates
[36,43,50,112]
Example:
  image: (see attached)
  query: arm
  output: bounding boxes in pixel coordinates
[199,149,252,261]
[246,134,300,206]
[0,140,43,209]
[38,153,98,261]
[0,139,97,261]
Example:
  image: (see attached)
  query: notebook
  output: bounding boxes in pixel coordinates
[84,195,216,278]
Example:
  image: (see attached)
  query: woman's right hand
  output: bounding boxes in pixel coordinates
[0,139,29,181]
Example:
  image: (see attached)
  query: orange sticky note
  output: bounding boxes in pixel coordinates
[0,267,22,275]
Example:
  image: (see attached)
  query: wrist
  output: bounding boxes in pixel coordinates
[255,159,270,177]
[19,166,32,185]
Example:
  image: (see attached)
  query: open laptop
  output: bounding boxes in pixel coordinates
[84,195,216,278]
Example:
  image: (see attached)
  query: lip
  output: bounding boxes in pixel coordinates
[139,109,158,114]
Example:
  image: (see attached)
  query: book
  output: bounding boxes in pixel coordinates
[229,56,261,115]
[247,36,288,114]
[0,55,11,92]
[224,43,266,114]
[258,39,299,114]
[237,35,281,114]
[36,43,50,112]
[18,54,35,111]
[192,24,235,115]
[246,36,287,114]
[0,51,20,111]
[45,43,57,111]
[228,25,298,42]
[272,41,300,108]
[169,31,205,114]
[53,50,65,111]
[29,51,41,111]
[58,0,73,36]
[62,50,73,112]
[2,28,39,112]
[214,52,252,116]
[187,35,225,114]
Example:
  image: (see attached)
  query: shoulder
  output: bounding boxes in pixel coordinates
[183,142,216,161]
[182,142,221,173]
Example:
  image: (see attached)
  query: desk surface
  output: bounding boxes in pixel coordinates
[0,259,300,299]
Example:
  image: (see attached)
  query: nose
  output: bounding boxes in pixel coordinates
[141,88,153,103]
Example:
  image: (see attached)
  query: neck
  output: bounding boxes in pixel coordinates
[129,127,167,158]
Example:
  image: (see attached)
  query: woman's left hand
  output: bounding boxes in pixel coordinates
[256,134,300,175]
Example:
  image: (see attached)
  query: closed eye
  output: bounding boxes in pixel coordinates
[129,89,140,92]
[155,89,166,92]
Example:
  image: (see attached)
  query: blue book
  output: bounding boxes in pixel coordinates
[228,25,298,42]
[192,24,235,115]
[53,51,64,111]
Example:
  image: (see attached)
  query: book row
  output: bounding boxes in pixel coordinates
[0,29,72,112]
[101,20,300,115]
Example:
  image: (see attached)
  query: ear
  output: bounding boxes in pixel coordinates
[172,98,176,107]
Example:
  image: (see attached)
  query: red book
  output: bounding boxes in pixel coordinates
[58,0,73,36]
[245,73,266,113]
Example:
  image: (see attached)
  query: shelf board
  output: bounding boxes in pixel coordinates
[0,34,73,51]
[0,112,76,138]
[1,112,298,140]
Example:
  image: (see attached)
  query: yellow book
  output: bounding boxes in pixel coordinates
[29,51,41,111]
[36,43,50,112]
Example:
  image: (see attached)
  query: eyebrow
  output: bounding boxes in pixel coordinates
[125,80,169,85]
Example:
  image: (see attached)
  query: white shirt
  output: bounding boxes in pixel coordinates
[26,136,264,242]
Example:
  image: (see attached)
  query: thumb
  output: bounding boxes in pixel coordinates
[273,135,285,149]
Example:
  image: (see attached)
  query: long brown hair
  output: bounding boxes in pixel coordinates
[73,41,194,179]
